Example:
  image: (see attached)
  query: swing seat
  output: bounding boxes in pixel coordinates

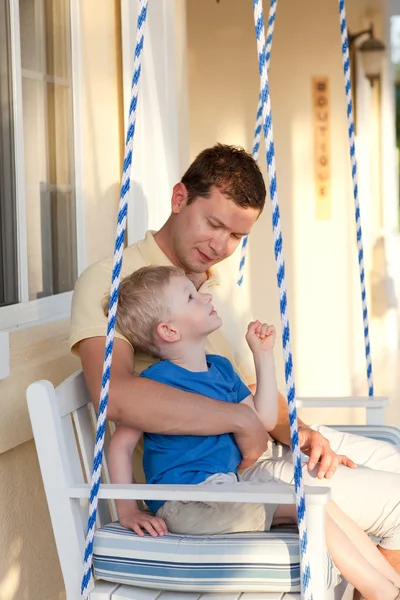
[92,523,340,594]
[26,370,392,599]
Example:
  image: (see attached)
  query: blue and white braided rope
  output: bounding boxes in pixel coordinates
[237,98,262,286]
[237,100,261,286]
[80,2,149,597]
[253,1,313,598]
[338,0,374,395]
[238,0,277,286]
[253,0,277,163]
[252,96,263,163]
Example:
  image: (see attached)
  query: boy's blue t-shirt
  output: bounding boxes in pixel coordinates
[140,354,251,513]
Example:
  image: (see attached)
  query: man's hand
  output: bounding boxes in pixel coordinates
[299,426,357,479]
[234,404,270,470]
[119,507,168,537]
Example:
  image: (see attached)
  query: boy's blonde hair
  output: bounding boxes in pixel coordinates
[103,265,184,357]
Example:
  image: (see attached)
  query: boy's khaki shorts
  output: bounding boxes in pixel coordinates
[156,467,280,535]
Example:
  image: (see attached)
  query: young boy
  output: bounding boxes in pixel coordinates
[105,265,400,600]
[105,264,278,538]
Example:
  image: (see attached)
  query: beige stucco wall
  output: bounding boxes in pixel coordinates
[0,2,123,599]
[0,322,79,454]
[0,439,67,600]
[187,0,396,425]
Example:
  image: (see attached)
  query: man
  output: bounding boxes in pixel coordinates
[70,143,400,571]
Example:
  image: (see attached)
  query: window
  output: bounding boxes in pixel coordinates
[0,0,18,307]
[0,0,84,329]
[391,15,400,230]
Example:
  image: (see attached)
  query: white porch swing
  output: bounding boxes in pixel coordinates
[26,0,399,599]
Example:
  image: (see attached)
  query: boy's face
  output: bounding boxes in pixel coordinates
[162,275,222,342]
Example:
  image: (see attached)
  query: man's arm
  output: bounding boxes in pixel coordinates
[79,337,269,467]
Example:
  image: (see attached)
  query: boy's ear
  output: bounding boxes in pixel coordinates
[156,322,181,344]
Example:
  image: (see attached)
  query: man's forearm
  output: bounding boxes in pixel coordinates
[109,374,256,437]
[79,337,269,460]
[267,391,309,445]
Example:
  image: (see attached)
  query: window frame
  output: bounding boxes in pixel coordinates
[0,0,86,331]
[0,0,18,308]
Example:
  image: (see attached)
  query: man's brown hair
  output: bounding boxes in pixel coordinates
[102,265,185,357]
[181,143,266,211]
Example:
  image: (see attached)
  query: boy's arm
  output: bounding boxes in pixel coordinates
[242,352,278,431]
[108,426,168,537]
[240,321,278,432]
[246,349,357,479]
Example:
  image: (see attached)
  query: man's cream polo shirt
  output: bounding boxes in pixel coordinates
[69,231,256,386]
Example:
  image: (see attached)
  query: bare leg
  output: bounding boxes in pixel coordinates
[378,547,400,575]
[326,501,400,587]
[272,504,399,600]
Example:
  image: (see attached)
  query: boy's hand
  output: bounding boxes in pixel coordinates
[119,508,168,537]
[246,320,276,354]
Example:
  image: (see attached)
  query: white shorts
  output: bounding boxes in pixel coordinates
[158,426,400,548]
[247,425,400,550]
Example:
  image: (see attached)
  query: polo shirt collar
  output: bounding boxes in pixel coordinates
[137,230,173,267]
[137,230,220,286]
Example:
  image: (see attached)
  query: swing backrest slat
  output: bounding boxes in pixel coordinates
[27,371,115,597]
[72,405,115,526]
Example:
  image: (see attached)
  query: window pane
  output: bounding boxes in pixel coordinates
[44,0,69,80]
[19,0,77,300]
[22,77,47,299]
[19,0,41,72]
[50,190,77,294]
[391,16,400,231]
[39,187,77,296]
[47,82,73,185]
[0,0,18,306]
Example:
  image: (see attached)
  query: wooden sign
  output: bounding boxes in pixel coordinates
[313,77,331,220]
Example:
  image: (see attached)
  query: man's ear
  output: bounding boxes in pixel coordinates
[156,322,181,343]
[171,182,188,214]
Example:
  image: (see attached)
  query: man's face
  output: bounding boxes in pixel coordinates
[171,185,260,273]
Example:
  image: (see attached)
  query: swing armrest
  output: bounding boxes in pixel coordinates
[296,396,388,426]
[69,481,330,505]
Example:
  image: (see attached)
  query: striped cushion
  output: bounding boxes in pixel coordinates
[93,523,340,593]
